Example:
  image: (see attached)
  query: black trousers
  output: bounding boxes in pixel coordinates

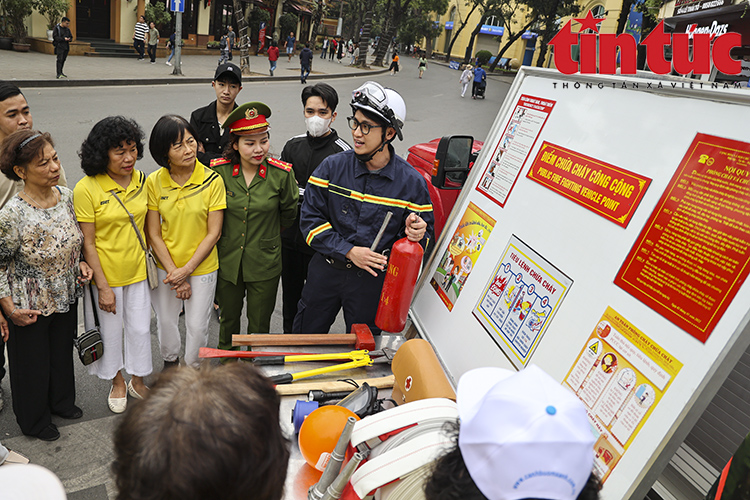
[134,39,145,59]
[6,304,78,436]
[292,253,385,335]
[56,48,68,76]
[147,43,157,62]
[281,245,313,333]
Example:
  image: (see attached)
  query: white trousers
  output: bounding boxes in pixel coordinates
[83,279,153,380]
[461,82,470,96]
[150,268,217,368]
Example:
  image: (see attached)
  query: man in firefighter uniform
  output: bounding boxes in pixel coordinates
[293,81,434,335]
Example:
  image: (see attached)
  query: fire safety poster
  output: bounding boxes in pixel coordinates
[472,236,572,368]
[564,307,683,483]
[430,202,496,312]
[615,133,750,342]
[476,95,556,207]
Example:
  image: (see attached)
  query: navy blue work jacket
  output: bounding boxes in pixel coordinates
[300,147,435,262]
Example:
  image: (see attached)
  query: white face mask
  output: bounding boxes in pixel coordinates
[306,115,332,137]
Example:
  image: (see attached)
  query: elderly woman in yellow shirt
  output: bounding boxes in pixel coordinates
[146,115,225,369]
[74,116,152,414]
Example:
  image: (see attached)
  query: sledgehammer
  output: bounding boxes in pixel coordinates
[232,324,376,351]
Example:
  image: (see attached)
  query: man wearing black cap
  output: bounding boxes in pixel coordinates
[190,63,243,165]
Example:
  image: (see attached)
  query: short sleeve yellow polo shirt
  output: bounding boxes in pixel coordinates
[74,170,148,287]
[146,162,226,276]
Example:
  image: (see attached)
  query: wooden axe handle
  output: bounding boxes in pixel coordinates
[199,347,317,359]
[233,334,355,347]
[274,375,395,396]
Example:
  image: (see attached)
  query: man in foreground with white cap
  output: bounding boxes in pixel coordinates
[424,364,601,500]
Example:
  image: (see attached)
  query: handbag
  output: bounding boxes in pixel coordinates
[75,284,104,365]
[110,189,159,290]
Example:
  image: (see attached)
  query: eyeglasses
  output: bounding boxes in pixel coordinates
[347,117,383,135]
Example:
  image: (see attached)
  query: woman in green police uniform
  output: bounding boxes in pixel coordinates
[211,102,298,351]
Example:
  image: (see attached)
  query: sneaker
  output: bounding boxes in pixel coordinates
[166,61,172,66]
[151,61,155,64]
[61,73,67,78]
[56,74,62,79]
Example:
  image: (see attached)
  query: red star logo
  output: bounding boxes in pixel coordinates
[404,376,413,391]
[574,11,605,33]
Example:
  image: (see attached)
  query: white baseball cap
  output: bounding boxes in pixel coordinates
[457,365,595,500]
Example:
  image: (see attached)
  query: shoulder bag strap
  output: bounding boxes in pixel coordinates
[87,283,100,328]
[109,189,148,253]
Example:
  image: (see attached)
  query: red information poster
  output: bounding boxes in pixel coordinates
[526,142,651,228]
[476,95,555,207]
[615,133,750,342]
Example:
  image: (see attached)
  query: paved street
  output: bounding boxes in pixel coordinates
[0,53,513,499]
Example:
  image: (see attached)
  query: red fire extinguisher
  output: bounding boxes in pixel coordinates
[375,237,424,333]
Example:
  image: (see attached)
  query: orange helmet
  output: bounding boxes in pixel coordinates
[298,406,360,470]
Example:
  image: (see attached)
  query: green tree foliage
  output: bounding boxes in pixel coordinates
[279,12,298,39]
[475,49,491,64]
[533,0,579,67]
[4,0,36,42]
[142,0,173,32]
[35,0,69,30]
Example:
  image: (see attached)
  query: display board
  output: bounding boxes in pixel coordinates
[410,68,750,500]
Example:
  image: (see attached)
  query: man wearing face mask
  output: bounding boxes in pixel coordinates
[279,83,351,333]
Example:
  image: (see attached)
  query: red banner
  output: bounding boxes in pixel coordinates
[258,22,267,52]
[527,142,651,228]
[615,133,750,342]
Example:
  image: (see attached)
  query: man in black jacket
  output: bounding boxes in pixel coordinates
[279,83,350,332]
[189,63,242,165]
[299,43,313,84]
[53,17,72,79]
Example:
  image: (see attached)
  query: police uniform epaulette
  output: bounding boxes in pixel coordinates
[267,157,292,172]
[209,157,232,168]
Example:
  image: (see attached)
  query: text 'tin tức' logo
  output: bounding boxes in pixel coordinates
[549,11,742,76]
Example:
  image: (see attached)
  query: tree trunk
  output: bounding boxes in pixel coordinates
[444,0,480,62]
[488,16,536,71]
[372,4,393,66]
[616,0,634,34]
[373,3,405,67]
[534,0,561,68]
[309,0,324,47]
[233,0,251,74]
[425,36,433,57]
[357,0,377,67]
[462,19,483,64]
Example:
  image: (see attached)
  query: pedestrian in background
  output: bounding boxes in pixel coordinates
[350,43,359,65]
[389,51,399,75]
[0,130,93,441]
[300,42,313,84]
[472,63,487,99]
[218,32,230,65]
[166,32,175,66]
[418,52,427,78]
[460,64,473,97]
[52,17,72,79]
[146,115,225,370]
[329,37,337,61]
[133,15,147,61]
[211,102,297,352]
[75,117,153,415]
[227,25,236,61]
[337,38,344,63]
[285,31,296,62]
[147,21,159,64]
[321,36,328,59]
[268,41,279,76]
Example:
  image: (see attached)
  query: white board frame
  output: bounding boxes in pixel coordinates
[410,67,750,500]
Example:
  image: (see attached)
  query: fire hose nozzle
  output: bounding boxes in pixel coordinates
[308,416,357,500]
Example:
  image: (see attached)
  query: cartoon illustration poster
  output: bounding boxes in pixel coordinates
[473,236,572,368]
[564,307,683,483]
[430,202,496,311]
